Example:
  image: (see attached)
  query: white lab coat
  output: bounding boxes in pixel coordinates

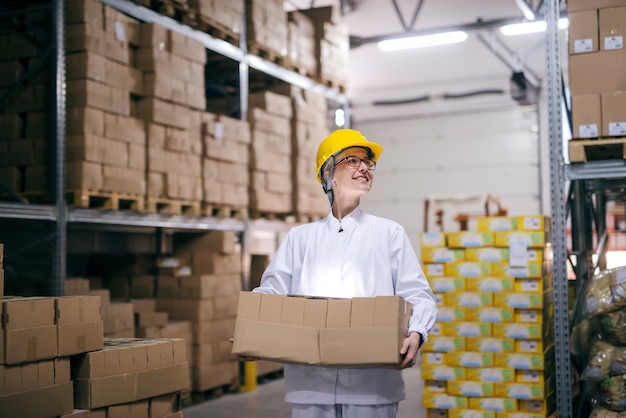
[253,206,438,405]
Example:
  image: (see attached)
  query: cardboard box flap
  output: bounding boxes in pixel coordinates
[236,291,261,320]
[326,299,351,328]
[350,298,375,327]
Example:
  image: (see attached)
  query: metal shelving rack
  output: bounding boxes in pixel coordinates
[0,0,347,294]
[547,0,626,416]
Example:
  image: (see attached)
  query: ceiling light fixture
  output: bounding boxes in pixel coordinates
[499,17,569,36]
[377,31,468,51]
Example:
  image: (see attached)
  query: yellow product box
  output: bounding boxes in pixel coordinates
[494,382,544,400]
[445,261,493,277]
[434,293,445,306]
[437,307,466,323]
[514,279,543,294]
[497,412,544,418]
[447,232,495,248]
[422,248,466,263]
[466,307,514,323]
[516,370,544,384]
[492,323,542,340]
[449,410,496,418]
[424,380,448,393]
[429,277,466,293]
[494,353,544,370]
[421,232,447,248]
[465,248,509,262]
[422,393,468,409]
[422,336,466,352]
[518,400,548,414]
[469,398,518,412]
[514,309,542,324]
[425,263,445,278]
[423,352,447,366]
[494,231,548,249]
[442,322,492,338]
[466,337,515,353]
[421,364,467,381]
[426,408,449,418]
[515,339,544,354]
[516,215,550,232]
[447,351,494,368]
[465,277,514,292]
[445,292,494,308]
[493,262,542,279]
[430,322,443,336]
[466,367,515,383]
[493,292,542,309]
[476,216,518,232]
[448,380,495,397]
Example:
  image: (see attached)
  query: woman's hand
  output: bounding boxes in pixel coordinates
[387,332,421,370]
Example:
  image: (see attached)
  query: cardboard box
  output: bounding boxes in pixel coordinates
[569,49,626,95]
[0,381,74,418]
[447,351,494,368]
[421,248,465,263]
[568,9,598,54]
[466,367,515,382]
[447,380,495,397]
[446,232,494,248]
[475,216,517,232]
[422,393,468,409]
[231,292,412,366]
[602,91,626,136]
[429,277,465,293]
[436,307,466,323]
[571,94,601,138]
[449,410,495,418]
[494,231,548,249]
[600,6,626,50]
[465,248,509,262]
[466,337,514,353]
[568,0,626,12]
[420,232,446,248]
[421,336,466,353]
[421,365,466,381]
[464,277,514,292]
[468,397,518,412]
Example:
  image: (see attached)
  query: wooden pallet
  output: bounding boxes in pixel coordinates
[202,203,246,219]
[145,198,202,216]
[249,210,296,223]
[190,379,239,404]
[314,75,347,93]
[296,213,325,223]
[196,15,240,47]
[20,189,147,211]
[569,137,626,163]
[248,42,288,67]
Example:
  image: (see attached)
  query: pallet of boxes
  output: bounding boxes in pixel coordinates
[154,231,242,400]
[419,216,555,418]
[567,0,626,163]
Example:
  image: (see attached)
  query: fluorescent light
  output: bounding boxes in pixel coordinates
[500,18,569,36]
[378,31,468,52]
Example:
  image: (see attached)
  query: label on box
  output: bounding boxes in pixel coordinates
[518,340,539,352]
[605,36,624,50]
[214,122,224,140]
[518,310,538,322]
[425,352,445,365]
[518,370,541,382]
[430,323,442,335]
[574,38,593,53]
[578,124,598,138]
[425,380,447,392]
[435,293,444,306]
[609,122,626,136]
[519,279,539,292]
[427,264,444,276]
[509,241,529,267]
[114,21,127,42]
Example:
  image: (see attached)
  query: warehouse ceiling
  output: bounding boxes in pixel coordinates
[284,0,569,122]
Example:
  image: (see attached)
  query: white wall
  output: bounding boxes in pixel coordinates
[354,104,544,251]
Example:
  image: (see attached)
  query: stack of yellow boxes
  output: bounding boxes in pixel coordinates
[420,215,555,418]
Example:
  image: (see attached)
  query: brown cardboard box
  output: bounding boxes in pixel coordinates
[149,392,182,418]
[0,381,74,418]
[602,91,626,136]
[232,292,412,366]
[57,295,104,356]
[572,94,601,138]
[2,297,58,364]
[569,49,626,95]
[600,6,626,50]
[568,0,626,11]
[568,10,598,54]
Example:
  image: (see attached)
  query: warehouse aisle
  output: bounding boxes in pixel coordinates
[183,365,426,418]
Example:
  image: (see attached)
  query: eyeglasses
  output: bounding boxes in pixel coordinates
[335,156,377,170]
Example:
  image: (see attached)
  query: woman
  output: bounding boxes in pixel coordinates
[253,128,438,418]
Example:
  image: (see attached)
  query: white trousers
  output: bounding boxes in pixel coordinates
[292,403,399,418]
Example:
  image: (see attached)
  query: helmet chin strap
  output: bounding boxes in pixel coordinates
[322,155,336,208]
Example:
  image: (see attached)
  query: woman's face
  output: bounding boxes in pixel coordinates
[330,147,375,197]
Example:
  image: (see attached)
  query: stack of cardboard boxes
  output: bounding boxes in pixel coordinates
[246,0,289,59]
[187,0,243,41]
[568,0,626,162]
[0,295,103,417]
[419,216,555,418]
[286,11,317,77]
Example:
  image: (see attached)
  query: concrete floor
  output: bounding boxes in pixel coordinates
[183,365,426,418]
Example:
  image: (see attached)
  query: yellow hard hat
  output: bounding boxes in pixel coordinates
[316,129,384,183]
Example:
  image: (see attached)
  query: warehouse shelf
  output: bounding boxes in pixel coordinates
[567,160,626,181]
[98,0,348,105]
[0,202,56,222]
